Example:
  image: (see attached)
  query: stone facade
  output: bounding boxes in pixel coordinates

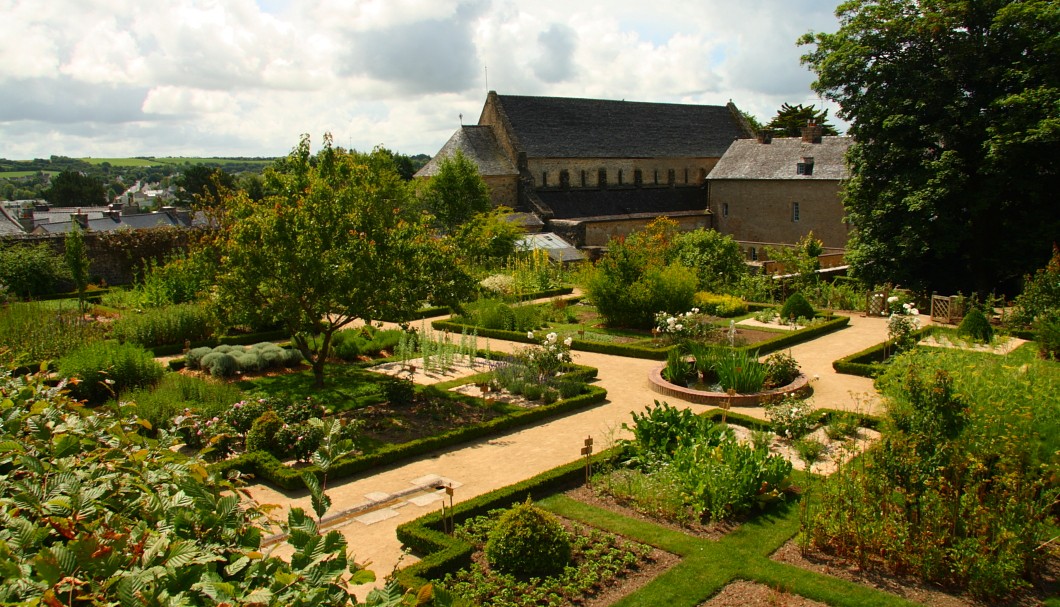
[710,179,850,249]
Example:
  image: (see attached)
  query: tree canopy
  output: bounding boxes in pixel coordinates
[212,134,473,387]
[44,170,107,207]
[764,103,839,137]
[800,0,1060,294]
[418,150,492,234]
[176,165,236,206]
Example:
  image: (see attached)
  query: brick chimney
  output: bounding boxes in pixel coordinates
[106,202,123,220]
[71,209,89,229]
[756,129,773,144]
[18,206,35,232]
[801,120,823,144]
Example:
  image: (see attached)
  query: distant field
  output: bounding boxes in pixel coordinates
[0,170,59,178]
[79,157,276,167]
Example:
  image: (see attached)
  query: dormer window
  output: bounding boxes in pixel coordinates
[796,156,815,176]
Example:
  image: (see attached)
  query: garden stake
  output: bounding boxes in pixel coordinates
[581,436,593,485]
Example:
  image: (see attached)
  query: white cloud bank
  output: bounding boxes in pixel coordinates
[0,0,844,159]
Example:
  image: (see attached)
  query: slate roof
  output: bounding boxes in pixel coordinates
[0,206,26,236]
[708,136,853,180]
[516,232,586,263]
[493,94,751,159]
[415,126,518,178]
[34,212,190,234]
[536,187,708,220]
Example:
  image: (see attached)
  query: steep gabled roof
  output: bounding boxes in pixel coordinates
[708,136,853,180]
[415,125,518,178]
[492,94,752,158]
[535,187,707,220]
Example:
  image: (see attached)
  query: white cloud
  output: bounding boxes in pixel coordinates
[0,0,845,158]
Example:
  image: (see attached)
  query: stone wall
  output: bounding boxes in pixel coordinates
[2,227,200,287]
[482,175,518,207]
[709,179,849,249]
[527,157,716,189]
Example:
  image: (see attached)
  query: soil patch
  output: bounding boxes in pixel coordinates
[565,485,739,541]
[350,393,505,445]
[726,424,881,475]
[700,580,829,607]
[367,357,491,385]
[771,539,1058,607]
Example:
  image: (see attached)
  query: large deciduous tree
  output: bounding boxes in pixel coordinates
[45,170,107,207]
[800,0,1060,295]
[213,135,473,387]
[418,150,492,234]
[175,165,236,206]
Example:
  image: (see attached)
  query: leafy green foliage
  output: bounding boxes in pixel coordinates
[64,226,90,315]
[0,370,398,607]
[212,134,474,387]
[763,351,801,388]
[110,302,216,348]
[800,0,1060,293]
[117,373,242,433]
[764,396,817,439]
[44,169,106,206]
[452,207,521,268]
[667,228,748,293]
[661,348,693,385]
[485,499,573,576]
[57,341,165,404]
[780,292,815,321]
[764,103,839,137]
[417,149,492,234]
[175,164,235,206]
[1012,245,1060,326]
[0,243,67,298]
[714,349,767,393]
[1035,309,1060,359]
[804,350,1058,598]
[246,409,284,454]
[0,301,105,363]
[692,292,747,317]
[586,219,697,329]
[957,307,993,343]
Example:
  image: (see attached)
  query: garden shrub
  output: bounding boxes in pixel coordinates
[763,351,800,388]
[121,373,241,432]
[661,348,692,385]
[1035,309,1060,359]
[667,228,748,293]
[246,410,284,454]
[0,243,67,298]
[957,307,993,343]
[58,341,165,405]
[764,396,816,439]
[207,352,238,378]
[110,303,215,348]
[693,292,748,317]
[185,346,214,369]
[1011,245,1060,326]
[779,292,815,321]
[383,377,416,406]
[485,499,572,576]
[0,301,106,363]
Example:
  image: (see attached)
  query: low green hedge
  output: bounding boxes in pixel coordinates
[386,288,577,323]
[733,314,849,356]
[396,448,613,588]
[832,326,935,378]
[209,384,607,490]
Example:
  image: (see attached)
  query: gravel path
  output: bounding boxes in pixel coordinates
[241,310,908,597]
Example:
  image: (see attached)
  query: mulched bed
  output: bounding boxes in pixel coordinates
[771,539,1059,607]
[351,393,507,445]
[700,580,829,607]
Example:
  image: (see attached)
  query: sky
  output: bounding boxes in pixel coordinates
[0,0,845,160]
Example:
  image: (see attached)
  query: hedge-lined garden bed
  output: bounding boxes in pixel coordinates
[831,326,935,377]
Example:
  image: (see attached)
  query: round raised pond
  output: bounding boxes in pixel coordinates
[647,366,811,406]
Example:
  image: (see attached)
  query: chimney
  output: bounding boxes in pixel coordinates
[176,209,192,225]
[801,120,823,144]
[18,206,35,232]
[107,202,123,220]
[161,205,176,219]
[71,209,89,229]
[756,129,773,144]
[797,156,815,176]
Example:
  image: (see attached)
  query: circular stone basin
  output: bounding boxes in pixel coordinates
[648,366,811,406]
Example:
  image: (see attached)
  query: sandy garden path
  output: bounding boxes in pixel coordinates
[242,310,907,596]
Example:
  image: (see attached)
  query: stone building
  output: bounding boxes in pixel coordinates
[707,125,853,257]
[417,91,755,247]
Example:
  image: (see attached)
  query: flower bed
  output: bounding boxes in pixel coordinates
[648,367,811,406]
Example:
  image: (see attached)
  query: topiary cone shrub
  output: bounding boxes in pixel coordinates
[485,498,572,577]
[958,307,993,343]
[780,292,815,322]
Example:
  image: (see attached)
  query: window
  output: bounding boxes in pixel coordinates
[667,168,675,185]
[598,168,607,187]
[581,170,587,187]
[653,169,659,185]
[792,202,800,222]
[796,156,815,175]
[722,202,729,217]
[541,171,548,187]
[618,169,624,185]
[750,247,758,261]
[684,168,689,183]
[560,170,570,189]
[634,169,643,186]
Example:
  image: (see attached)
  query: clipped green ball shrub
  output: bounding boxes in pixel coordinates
[485,499,572,576]
[246,410,283,454]
[780,292,815,321]
[958,308,993,343]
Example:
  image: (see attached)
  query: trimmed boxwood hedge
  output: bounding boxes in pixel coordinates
[385,287,577,323]
[208,383,607,490]
[435,313,849,361]
[831,326,935,378]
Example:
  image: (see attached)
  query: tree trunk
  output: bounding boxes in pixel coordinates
[311,331,333,388]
